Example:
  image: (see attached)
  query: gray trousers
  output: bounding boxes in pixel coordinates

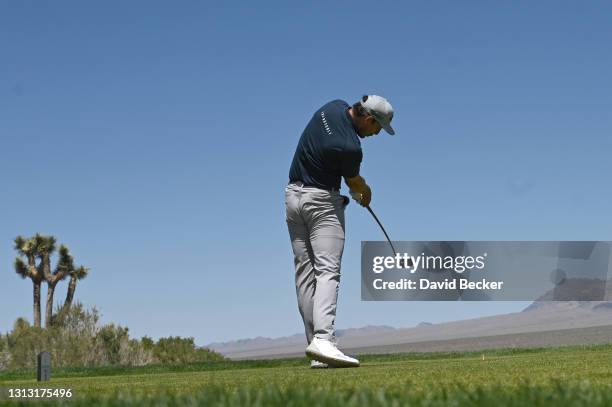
[285,182,348,343]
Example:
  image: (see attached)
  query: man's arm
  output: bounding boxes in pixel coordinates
[344,175,372,207]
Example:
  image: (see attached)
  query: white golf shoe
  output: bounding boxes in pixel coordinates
[310,360,328,369]
[305,337,360,368]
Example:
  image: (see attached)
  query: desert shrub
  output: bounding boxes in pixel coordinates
[50,303,101,367]
[94,324,130,365]
[125,338,154,366]
[6,318,48,368]
[0,332,11,369]
[141,336,155,351]
[153,336,200,364]
[4,306,99,369]
[192,346,227,363]
[2,304,224,370]
[146,336,225,364]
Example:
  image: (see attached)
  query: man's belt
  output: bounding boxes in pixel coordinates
[290,181,339,192]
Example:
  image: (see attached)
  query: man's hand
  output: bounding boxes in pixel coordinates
[350,185,371,207]
[344,175,372,207]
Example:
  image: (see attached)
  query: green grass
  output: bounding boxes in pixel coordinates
[1,344,611,406]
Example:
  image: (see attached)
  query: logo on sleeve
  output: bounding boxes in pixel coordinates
[320,111,332,135]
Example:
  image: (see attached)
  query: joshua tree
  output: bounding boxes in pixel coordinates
[13,234,88,328]
[63,265,89,310]
[14,235,46,328]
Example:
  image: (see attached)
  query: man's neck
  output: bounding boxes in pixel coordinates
[347,107,355,122]
[347,107,361,135]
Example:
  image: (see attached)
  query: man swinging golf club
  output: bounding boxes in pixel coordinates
[285,95,395,368]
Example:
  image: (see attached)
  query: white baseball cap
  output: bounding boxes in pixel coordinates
[360,95,395,135]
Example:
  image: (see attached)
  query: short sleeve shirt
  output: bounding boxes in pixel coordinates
[289,100,362,190]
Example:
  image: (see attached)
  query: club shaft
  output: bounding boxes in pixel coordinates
[366,205,399,257]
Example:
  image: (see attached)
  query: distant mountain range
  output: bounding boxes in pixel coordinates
[208,283,611,359]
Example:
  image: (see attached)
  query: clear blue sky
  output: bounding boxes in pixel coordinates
[1,1,611,344]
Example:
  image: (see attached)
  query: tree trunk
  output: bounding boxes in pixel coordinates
[45,283,57,328]
[64,275,77,309]
[33,280,41,328]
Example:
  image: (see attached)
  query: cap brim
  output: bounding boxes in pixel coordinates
[382,123,395,135]
[368,109,395,135]
[370,112,395,135]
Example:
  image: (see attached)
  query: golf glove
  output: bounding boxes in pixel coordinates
[350,191,363,204]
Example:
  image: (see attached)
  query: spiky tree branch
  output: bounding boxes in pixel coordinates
[43,243,69,327]
[37,235,56,282]
[64,266,89,311]
[13,236,26,254]
[13,235,45,327]
[54,246,75,280]
[14,258,29,279]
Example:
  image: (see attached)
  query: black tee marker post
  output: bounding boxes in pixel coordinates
[37,352,51,381]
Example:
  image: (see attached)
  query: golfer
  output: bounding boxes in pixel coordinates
[285,95,395,368]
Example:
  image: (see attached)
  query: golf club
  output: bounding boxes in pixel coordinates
[365,205,399,257]
[352,192,412,268]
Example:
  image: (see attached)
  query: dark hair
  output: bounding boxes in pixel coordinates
[351,95,369,117]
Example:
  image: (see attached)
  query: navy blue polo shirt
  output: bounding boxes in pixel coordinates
[289,100,362,190]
